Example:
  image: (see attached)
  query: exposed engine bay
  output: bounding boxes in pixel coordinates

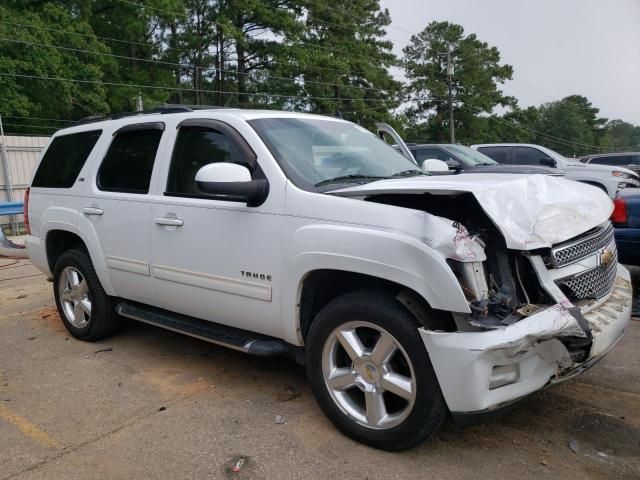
[365,191,597,361]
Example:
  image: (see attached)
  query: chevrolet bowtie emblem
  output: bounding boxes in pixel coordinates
[600,248,615,266]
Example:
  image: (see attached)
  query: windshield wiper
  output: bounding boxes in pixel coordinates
[390,169,427,178]
[315,175,388,187]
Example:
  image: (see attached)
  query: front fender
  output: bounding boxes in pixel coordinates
[281,224,470,345]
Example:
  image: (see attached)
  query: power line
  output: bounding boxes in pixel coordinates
[1,123,58,130]
[511,77,556,103]
[0,19,192,55]
[0,37,400,97]
[3,115,76,124]
[0,72,396,104]
[1,18,406,81]
[467,106,614,152]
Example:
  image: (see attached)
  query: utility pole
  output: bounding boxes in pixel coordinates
[135,93,144,112]
[447,42,455,144]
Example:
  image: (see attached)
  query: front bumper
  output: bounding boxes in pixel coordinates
[420,265,632,415]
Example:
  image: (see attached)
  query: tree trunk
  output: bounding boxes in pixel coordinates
[170,22,182,104]
[219,30,225,106]
[237,42,247,108]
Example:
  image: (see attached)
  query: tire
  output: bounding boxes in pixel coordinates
[306,290,447,450]
[53,248,120,341]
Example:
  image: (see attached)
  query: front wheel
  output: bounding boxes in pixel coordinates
[306,291,447,450]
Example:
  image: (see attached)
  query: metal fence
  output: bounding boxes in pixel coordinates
[0,135,49,233]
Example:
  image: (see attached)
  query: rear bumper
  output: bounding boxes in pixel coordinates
[25,235,51,276]
[615,228,640,266]
[420,265,632,415]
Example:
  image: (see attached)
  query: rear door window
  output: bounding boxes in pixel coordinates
[97,126,163,194]
[32,130,102,188]
[477,146,509,163]
[512,146,552,165]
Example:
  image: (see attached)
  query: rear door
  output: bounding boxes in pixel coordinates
[511,146,554,167]
[476,146,510,164]
[81,122,166,306]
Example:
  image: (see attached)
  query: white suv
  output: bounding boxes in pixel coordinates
[472,143,640,197]
[17,108,632,450]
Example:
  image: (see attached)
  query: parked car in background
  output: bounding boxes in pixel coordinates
[612,189,640,266]
[581,152,640,176]
[375,125,558,176]
[406,143,559,175]
[471,143,640,198]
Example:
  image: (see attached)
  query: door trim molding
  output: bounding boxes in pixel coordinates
[106,256,151,276]
[151,264,272,301]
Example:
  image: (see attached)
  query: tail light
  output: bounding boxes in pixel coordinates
[24,187,31,235]
[611,196,628,225]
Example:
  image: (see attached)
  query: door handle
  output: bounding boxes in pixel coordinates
[155,217,184,227]
[82,207,104,216]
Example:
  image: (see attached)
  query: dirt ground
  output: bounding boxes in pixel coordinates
[1,259,639,480]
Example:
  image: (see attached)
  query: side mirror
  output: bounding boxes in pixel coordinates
[446,160,463,171]
[421,159,450,172]
[540,158,557,168]
[195,163,268,206]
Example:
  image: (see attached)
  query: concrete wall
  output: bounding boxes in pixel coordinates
[0,135,49,228]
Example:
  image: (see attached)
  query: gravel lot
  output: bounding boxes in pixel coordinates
[1,259,639,480]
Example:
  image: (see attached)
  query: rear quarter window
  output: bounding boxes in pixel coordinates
[31,130,102,188]
[590,156,629,166]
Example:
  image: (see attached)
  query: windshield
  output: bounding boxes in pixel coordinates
[249,118,425,191]
[444,144,498,166]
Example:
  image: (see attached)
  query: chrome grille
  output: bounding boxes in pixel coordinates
[556,253,618,300]
[550,223,614,267]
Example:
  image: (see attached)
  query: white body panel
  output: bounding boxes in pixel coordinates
[25,110,631,416]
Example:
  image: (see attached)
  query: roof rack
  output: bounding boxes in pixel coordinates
[76,104,224,126]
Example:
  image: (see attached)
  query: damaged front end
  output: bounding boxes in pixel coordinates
[362,190,632,420]
[420,216,633,419]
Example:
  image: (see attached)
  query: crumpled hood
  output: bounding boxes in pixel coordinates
[330,173,613,250]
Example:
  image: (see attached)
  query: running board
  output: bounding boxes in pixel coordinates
[116,302,290,357]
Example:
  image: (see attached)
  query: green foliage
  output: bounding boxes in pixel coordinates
[0,3,111,131]
[529,95,607,156]
[292,0,401,128]
[599,119,640,151]
[402,21,515,142]
[0,5,637,152]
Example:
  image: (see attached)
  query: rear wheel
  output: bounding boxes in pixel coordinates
[53,249,119,341]
[306,291,447,450]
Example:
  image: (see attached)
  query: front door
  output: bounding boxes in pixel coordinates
[149,119,284,338]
